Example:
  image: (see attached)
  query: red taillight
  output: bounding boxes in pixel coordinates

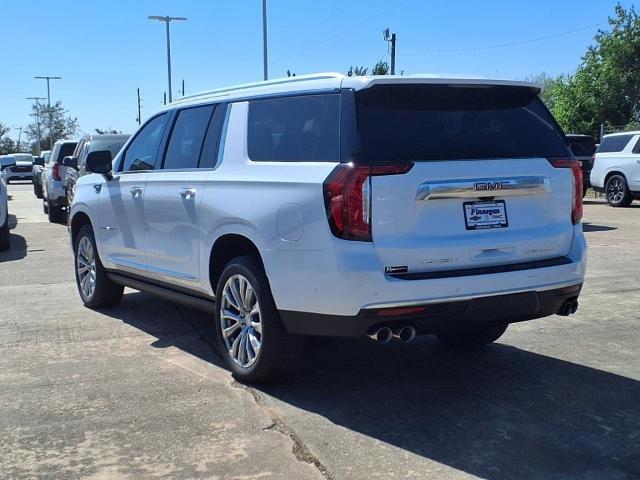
[548,157,583,225]
[52,162,62,181]
[323,162,413,241]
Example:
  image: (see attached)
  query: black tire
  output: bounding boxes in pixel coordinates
[74,224,123,308]
[0,215,9,252]
[43,198,48,214]
[436,323,508,348]
[47,199,63,223]
[34,183,43,199]
[605,174,633,207]
[214,255,304,383]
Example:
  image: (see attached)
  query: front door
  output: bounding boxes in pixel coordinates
[96,113,170,275]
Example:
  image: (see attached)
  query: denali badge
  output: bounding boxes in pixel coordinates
[474,181,510,191]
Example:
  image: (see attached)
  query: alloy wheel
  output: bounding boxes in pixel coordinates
[607,178,625,204]
[220,274,262,368]
[76,236,97,299]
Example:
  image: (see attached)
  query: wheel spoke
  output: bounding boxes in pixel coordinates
[222,291,241,312]
[222,321,241,339]
[230,280,244,312]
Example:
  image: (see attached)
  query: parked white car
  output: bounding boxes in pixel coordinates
[1,153,34,183]
[42,140,77,222]
[0,167,10,251]
[590,131,640,206]
[69,73,587,382]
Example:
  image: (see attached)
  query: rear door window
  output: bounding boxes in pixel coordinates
[352,85,569,162]
[121,113,169,172]
[597,135,633,153]
[248,94,340,162]
[163,105,214,170]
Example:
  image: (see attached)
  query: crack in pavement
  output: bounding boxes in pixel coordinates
[172,303,332,479]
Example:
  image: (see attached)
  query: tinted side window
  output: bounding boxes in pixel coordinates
[248,94,340,162]
[199,104,227,168]
[632,137,640,154]
[122,114,169,172]
[163,105,214,170]
[597,134,633,153]
[568,137,596,156]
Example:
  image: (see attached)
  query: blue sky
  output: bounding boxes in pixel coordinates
[1,0,632,141]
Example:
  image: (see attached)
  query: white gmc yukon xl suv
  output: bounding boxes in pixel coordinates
[69,74,586,382]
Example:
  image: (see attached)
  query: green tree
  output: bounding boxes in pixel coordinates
[25,101,79,151]
[347,66,368,76]
[371,61,389,75]
[95,128,121,134]
[545,3,640,137]
[0,122,16,155]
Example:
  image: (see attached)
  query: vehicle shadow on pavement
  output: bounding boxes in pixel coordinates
[261,338,640,480]
[103,292,640,479]
[0,234,27,263]
[582,222,617,232]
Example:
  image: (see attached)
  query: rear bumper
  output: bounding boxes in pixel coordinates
[280,283,582,337]
[5,172,33,181]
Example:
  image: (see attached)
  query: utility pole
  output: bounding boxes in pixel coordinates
[163,92,167,105]
[12,126,23,151]
[179,79,185,96]
[148,15,187,103]
[34,76,62,149]
[383,29,397,75]
[262,0,268,80]
[26,96,46,155]
[136,88,142,125]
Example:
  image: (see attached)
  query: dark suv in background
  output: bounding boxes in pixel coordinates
[62,134,130,205]
[566,134,597,196]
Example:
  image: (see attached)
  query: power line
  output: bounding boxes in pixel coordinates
[410,23,605,54]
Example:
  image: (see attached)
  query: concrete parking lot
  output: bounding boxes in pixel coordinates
[1,183,639,480]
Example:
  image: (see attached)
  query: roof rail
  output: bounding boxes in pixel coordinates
[174,72,345,103]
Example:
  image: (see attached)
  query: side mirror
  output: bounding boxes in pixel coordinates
[33,157,45,166]
[62,156,78,170]
[86,150,113,179]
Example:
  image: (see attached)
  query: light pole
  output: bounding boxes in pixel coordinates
[262,0,268,80]
[34,76,61,149]
[26,96,46,155]
[148,15,187,103]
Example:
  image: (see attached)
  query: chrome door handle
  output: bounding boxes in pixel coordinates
[129,187,143,198]
[179,188,196,200]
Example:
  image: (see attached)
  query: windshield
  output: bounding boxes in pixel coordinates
[352,84,569,162]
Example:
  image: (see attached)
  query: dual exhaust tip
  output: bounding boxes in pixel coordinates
[367,325,416,344]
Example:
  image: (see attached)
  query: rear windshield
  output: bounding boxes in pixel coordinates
[567,136,596,156]
[56,143,77,162]
[353,85,569,162]
[597,135,633,153]
[91,138,129,159]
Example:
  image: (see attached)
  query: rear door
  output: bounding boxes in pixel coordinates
[354,84,576,275]
[143,103,224,292]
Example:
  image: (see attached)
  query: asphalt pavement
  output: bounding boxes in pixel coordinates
[1,183,639,480]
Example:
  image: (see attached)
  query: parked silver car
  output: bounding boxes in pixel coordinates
[32,150,50,198]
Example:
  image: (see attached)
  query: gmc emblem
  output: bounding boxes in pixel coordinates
[474,181,510,191]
